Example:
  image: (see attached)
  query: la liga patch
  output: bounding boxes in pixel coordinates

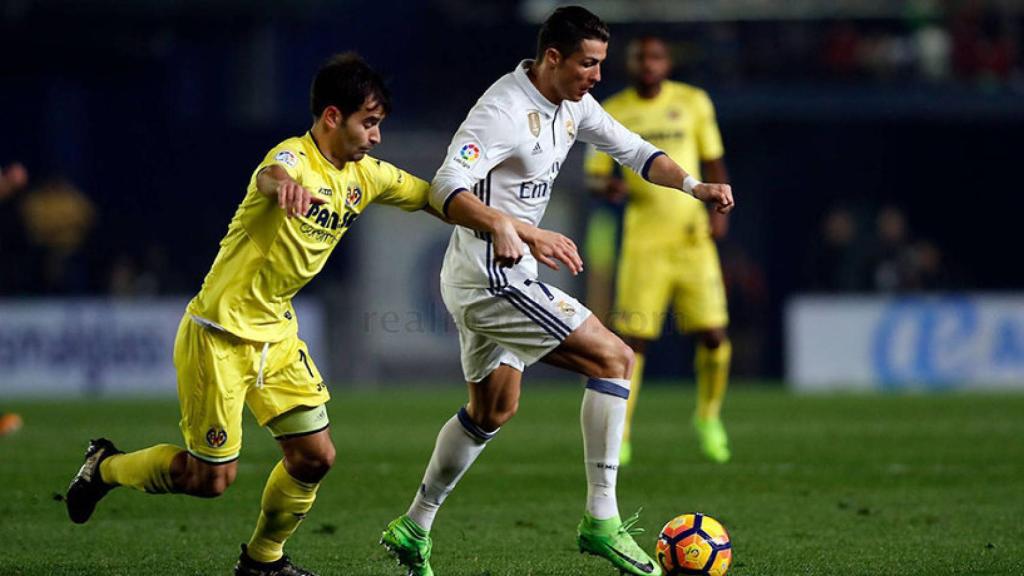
[458,143,481,163]
[275,150,298,168]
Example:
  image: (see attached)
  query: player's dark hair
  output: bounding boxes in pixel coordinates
[310,52,392,118]
[536,6,610,61]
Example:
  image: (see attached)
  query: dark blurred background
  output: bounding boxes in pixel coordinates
[2,0,1022,391]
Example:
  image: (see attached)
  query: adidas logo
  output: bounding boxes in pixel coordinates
[532,142,543,155]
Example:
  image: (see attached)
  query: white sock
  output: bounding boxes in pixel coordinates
[407,407,496,531]
[581,377,631,520]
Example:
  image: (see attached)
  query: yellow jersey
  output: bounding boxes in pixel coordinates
[584,81,724,248]
[188,132,429,342]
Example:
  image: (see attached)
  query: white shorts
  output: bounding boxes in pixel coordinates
[441,276,593,383]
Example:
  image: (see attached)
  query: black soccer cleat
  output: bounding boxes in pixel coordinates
[234,544,319,576]
[66,438,122,524]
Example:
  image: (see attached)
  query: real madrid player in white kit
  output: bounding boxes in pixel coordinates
[381,7,734,576]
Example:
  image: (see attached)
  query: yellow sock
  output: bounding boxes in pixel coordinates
[247,460,320,563]
[623,352,645,444]
[695,340,732,421]
[99,444,182,494]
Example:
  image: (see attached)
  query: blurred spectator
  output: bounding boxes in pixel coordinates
[907,240,950,290]
[0,162,28,199]
[805,206,866,292]
[868,206,917,292]
[720,243,768,375]
[806,204,955,294]
[19,177,97,294]
[108,244,175,297]
[914,21,952,81]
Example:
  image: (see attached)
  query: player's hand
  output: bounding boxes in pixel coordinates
[524,227,583,276]
[492,216,525,268]
[694,182,734,214]
[276,179,326,218]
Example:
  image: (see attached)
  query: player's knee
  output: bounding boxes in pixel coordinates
[284,444,335,483]
[479,400,518,430]
[700,329,727,349]
[596,339,635,379]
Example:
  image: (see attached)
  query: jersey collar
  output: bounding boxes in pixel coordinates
[305,131,347,175]
[514,60,559,116]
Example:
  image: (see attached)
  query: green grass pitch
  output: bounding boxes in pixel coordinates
[1,384,1022,575]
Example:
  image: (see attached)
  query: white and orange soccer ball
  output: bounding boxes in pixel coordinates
[655,513,733,576]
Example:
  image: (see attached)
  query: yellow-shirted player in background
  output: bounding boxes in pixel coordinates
[585,36,733,465]
[66,53,433,576]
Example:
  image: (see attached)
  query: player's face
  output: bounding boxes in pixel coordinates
[328,98,385,162]
[627,38,670,88]
[554,39,607,101]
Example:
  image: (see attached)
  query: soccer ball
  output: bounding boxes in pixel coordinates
[655,513,733,576]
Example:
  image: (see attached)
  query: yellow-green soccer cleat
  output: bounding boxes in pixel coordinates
[619,440,632,467]
[577,510,661,575]
[694,418,731,463]
[380,515,433,576]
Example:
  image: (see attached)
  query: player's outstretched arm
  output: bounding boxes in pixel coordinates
[256,165,325,218]
[647,154,735,214]
[446,192,582,275]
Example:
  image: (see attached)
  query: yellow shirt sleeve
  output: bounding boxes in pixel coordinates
[583,144,615,178]
[369,158,430,212]
[255,140,308,184]
[694,90,725,162]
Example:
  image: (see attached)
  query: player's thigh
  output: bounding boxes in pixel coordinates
[674,242,729,333]
[542,314,633,379]
[449,280,587,382]
[248,333,331,430]
[612,245,674,340]
[173,315,249,464]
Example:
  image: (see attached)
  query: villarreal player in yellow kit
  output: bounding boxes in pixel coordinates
[66,54,432,576]
[585,36,733,465]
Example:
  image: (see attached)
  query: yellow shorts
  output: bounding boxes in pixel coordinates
[612,239,729,340]
[173,314,330,463]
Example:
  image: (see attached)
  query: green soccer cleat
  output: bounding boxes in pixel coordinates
[619,440,632,467]
[380,515,433,576]
[577,510,661,575]
[694,418,731,463]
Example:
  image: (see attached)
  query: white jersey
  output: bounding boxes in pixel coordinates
[431,60,662,289]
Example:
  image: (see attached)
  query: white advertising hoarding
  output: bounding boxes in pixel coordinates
[786,295,1024,391]
[0,298,325,397]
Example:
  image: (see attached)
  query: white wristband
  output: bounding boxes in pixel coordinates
[682,175,701,196]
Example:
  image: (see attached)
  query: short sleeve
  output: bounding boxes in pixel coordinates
[583,145,615,178]
[576,94,661,180]
[370,158,430,212]
[255,141,307,184]
[694,90,725,162]
[429,103,517,215]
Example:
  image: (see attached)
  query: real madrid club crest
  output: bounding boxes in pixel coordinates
[528,110,541,137]
[565,118,576,139]
[345,184,362,209]
[557,300,577,317]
